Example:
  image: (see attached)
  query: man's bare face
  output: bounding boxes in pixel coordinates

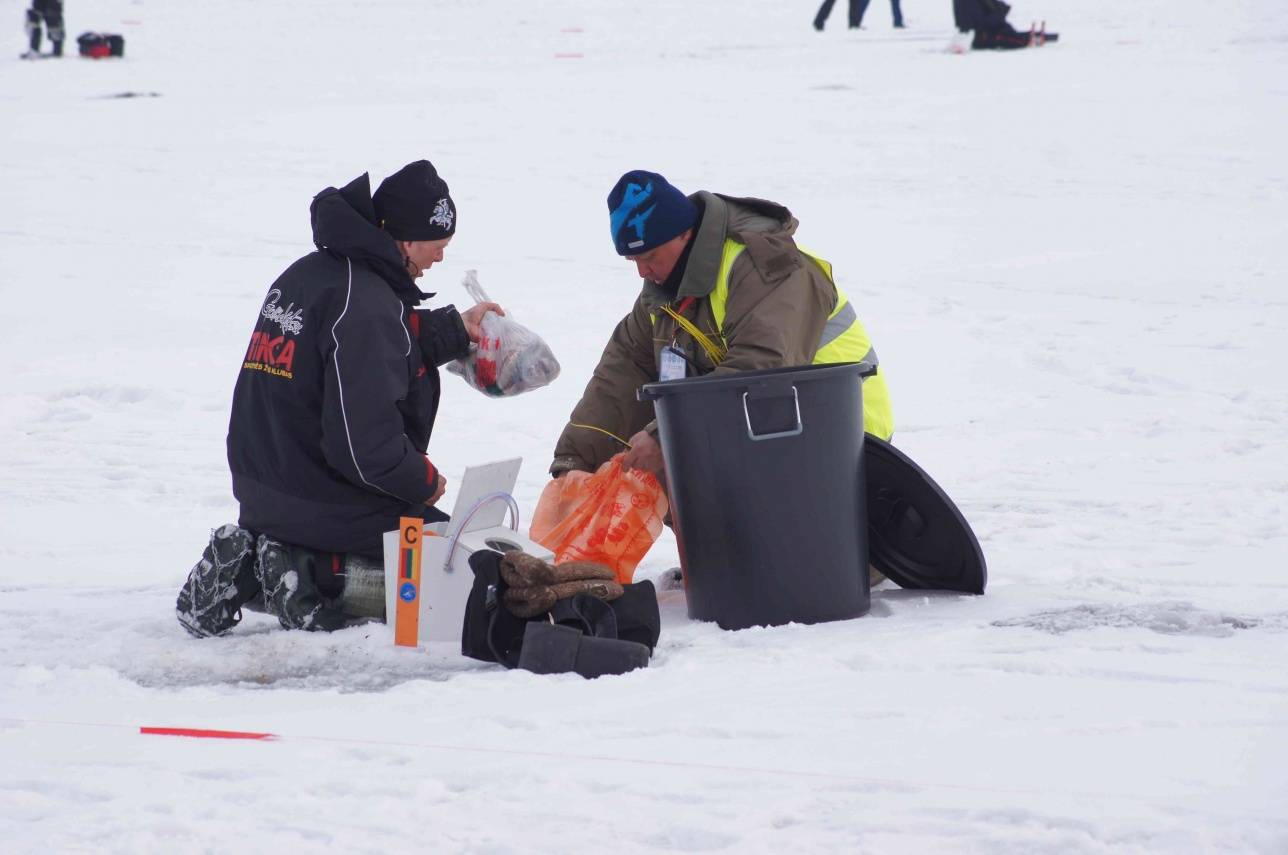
[400,236,452,279]
[626,229,692,285]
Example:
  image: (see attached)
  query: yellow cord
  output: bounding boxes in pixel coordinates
[569,422,633,448]
[568,303,724,452]
[659,304,726,365]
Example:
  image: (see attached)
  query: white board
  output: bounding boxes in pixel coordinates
[445,457,522,533]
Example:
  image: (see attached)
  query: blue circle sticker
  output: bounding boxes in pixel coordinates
[398,582,417,602]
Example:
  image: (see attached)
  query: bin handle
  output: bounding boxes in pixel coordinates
[742,388,803,441]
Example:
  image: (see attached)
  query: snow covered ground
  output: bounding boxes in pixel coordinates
[2,0,1287,851]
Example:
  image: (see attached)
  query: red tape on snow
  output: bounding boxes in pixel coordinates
[140,726,276,741]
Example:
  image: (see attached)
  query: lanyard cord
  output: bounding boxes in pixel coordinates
[568,299,716,451]
[659,297,726,366]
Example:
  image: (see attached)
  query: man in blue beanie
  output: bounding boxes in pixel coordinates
[550,170,895,483]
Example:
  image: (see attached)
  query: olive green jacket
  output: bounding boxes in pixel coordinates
[551,192,841,475]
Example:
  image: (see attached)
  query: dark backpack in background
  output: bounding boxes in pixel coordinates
[77,32,125,58]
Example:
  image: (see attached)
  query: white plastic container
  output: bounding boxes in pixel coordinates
[382,459,554,645]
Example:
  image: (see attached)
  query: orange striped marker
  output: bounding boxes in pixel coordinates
[394,517,423,647]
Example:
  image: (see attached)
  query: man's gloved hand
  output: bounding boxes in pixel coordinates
[499,551,623,618]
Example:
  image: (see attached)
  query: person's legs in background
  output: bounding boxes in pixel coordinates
[24,8,43,54]
[25,2,64,56]
[849,0,873,28]
[814,0,838,31]
[44,4,64,57]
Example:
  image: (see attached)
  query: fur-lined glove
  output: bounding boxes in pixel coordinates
[500,551,623,618]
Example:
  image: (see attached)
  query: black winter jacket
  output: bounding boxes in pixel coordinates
[227,173,470,555]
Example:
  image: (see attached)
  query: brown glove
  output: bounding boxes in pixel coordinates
[500,551,623,618]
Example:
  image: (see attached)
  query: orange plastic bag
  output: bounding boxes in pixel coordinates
[529,454,669,584]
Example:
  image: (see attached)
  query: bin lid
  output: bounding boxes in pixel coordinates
[865,436,987,594]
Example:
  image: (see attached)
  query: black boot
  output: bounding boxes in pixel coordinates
[176,524,260,638]
[254,536,350,632]
[517,622,651,679]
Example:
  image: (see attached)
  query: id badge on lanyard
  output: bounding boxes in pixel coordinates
[659,345,687,382]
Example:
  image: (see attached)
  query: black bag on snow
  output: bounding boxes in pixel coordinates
[461,550,660,678]
[77,32,125,58]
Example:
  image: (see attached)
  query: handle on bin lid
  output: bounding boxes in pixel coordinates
[742,386,803,442]
[857,361,877,379]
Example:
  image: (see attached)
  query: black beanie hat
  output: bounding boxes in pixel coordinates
[372,160,457,241]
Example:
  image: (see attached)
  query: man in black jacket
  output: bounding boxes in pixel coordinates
[177,160,503,637]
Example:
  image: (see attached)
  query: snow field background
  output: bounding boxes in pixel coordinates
[1,0,1286,851]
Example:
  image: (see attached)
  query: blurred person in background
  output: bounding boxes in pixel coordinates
[814,0,904,31]
[954,0,1058,48]
[22,0,64,58]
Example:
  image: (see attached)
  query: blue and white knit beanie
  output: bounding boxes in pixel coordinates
[606,170,697,256]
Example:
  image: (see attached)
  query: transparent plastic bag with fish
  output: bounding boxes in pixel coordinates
[447,270,561,397]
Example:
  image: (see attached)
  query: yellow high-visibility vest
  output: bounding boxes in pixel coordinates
[710,239,895,439]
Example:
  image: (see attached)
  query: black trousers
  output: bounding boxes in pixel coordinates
[815,0,903,28]
[26,0,65,53]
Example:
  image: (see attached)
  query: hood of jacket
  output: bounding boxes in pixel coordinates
[309,173,431,306]
[642,191,801,310]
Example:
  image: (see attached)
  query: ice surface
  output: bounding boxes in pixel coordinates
[2,0,1287,852]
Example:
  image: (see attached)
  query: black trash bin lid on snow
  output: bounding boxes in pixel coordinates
[865,436,987,594]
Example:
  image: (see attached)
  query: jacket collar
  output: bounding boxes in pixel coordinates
[641,192,726,311]
[309,173,432,306]
[641,191,799,312]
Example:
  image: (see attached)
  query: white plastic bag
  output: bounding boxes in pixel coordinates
[447,270,561,397]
